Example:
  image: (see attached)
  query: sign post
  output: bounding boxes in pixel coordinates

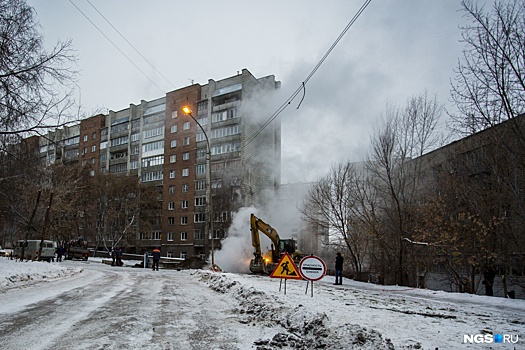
[299,255,326,297]
[270,252,303,295]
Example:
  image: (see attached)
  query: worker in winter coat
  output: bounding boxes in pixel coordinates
[334,252,344,285]
[115,247,123,266]
[111,248,116,266]
[152,247,161,271]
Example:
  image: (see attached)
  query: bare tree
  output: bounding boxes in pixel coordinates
[367,92,444,285]
[301,162,371,278]
[0,0,77,148]
[92,174,159,253]
[450,0,525,134]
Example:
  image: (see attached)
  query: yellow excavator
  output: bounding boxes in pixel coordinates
[249,213,303,275]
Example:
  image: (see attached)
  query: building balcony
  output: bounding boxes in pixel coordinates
[212,100,240,112]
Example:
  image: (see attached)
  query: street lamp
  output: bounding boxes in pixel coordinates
[182,106,215,268]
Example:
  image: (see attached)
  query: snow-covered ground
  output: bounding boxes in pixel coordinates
[1,257,524,349]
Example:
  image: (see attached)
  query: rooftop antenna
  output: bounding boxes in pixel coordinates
[188,78,194,85]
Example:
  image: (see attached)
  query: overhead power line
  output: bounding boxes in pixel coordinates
[242,0,372,149]
[68,0,166,94]
[85,0,176,89]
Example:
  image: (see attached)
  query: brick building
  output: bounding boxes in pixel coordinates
[36,69,281,260]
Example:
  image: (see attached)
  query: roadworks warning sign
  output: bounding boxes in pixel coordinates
[270,253,303,280]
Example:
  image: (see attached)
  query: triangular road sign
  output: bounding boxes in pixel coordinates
[270,253,303,280]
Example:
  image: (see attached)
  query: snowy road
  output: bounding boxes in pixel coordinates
[0,261,263,349]
[1,259,524,349]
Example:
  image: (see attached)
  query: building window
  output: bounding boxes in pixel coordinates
[181,216,188,225]
[182,200,188,209]
[183,152,190,161]
[141,171,163,182]
[131,133,140,142]
[183,121,190,130]
[196,132,206,142]
[92,132,96,140]
[111,135,129,147]
[172,111,177,119]
[170,154,176,163]
[142,156,164,168]
[130,160,138,169]
[168,202,175,210]
[180,251,187,259]
[168,217,175,226]
[194,229,204,240]
[183,137,190,146]
[196,148,206,158]
[153,231,161,240]
[82,147,87,155]
[215,211,229,222]
[143,127,164,139]
[168,185,175,194]
[142,140,163,156]
[170,140,177,148]
[182,168,189,177]
[182,184,189,192]
[196,164,205,174]
[131,145,139,155]
[171,124,177,133]
[195,197,206,206]
[91,158,95,164]
[194,213,205,223]
[198,101,207,111]
[167,232,173,241]
[181,232,188,241]
[212,178,222,189]
[83,135,88,142]
[195,180,205,191]
[91,145,96,152]
[169,170,175,179]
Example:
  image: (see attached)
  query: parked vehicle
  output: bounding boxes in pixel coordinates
[0,246,9,257]
[14,240,57,262]
[66,239,89,261]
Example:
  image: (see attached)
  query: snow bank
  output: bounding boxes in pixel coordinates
[0,258,83,289]
[199,271,395,349]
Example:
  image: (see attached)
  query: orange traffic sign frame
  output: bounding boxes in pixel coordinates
[270,253,303,280]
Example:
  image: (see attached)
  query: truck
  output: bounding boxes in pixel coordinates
[14,240,57,262]
[65,239,89,261]
[249,213,303,275]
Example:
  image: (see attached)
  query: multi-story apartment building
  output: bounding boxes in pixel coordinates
[36,69,281,260]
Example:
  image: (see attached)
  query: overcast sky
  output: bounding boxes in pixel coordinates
[26,0,468,184]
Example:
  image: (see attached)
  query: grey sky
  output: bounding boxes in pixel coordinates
[27,0,467,183]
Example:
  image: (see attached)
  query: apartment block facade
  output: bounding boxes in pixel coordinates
[37,69,281,259]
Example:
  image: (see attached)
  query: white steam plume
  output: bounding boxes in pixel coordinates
[214,206,259,273]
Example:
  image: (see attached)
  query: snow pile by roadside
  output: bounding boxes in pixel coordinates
[0,258,83,289]
[200,271,395,349]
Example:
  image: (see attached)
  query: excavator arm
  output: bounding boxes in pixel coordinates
[250,213,281,274]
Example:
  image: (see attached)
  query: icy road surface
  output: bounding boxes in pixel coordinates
[0,261,269,349]
[1,258,524,349]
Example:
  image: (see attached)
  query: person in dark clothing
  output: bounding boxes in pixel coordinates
[115,247,123,266]
[56,245,65,262]
[111,248,116,266]
[152,247,161,271]
[334,252,344,285]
